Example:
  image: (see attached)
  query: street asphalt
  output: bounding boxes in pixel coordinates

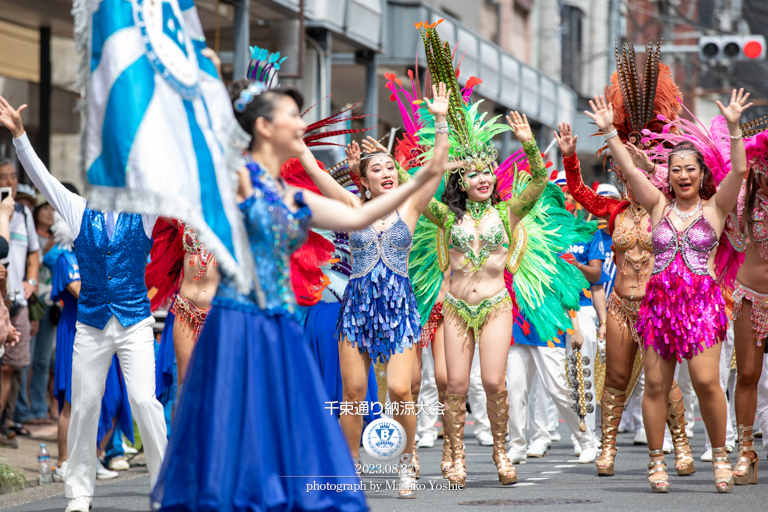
[3,417,768,511]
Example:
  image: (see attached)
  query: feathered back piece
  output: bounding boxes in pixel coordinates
[601,39,682,153]
[414,20,510,175]
[246,45,286,87]
[301,100,375,147]
[146,219,185,311]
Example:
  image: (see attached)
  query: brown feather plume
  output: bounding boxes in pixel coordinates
[741,116,768,137]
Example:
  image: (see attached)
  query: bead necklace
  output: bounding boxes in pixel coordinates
[466,198,492,228]
[673,198,701,222]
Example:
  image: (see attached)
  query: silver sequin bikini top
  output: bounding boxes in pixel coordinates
[349,211,412,279]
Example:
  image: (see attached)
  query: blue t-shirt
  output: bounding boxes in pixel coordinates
[598,229,616,297]
[513,313,566,348]
[567,232,606,307]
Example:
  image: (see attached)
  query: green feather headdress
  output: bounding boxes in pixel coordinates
[414,20,511,181]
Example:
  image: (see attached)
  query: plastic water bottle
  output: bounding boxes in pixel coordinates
[37,443,52,485]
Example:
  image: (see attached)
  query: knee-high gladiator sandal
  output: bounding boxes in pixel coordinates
[596,386,625,476]
[734,424,758,485]
[444,393,467,486]
[439,391,453,478]
[665,384,695,476]
[398,452,417,499]
[411,393,420,479]
[712,446,734,492]
[647,449,670,493]
[487,390,517,485]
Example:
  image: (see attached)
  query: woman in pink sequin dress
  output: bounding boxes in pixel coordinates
[585,89,752,493]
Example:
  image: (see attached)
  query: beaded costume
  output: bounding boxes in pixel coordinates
[636,206,728,361]
[336,211,421,363]
[152,159,366,512]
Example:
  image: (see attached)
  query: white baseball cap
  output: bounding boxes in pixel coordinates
[596,183,620,198]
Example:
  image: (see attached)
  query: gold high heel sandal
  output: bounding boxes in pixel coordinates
[666,384,695,476]
[734,425,758,485]
[647,449,670,493]
[596,386,625,476]
[486,390,517,485]
[398,453,417,499]
[439,391,453,478]
[712,446,734,493]
[444,393,467,487]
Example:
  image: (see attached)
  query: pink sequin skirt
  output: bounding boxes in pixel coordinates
[636,254,727,362]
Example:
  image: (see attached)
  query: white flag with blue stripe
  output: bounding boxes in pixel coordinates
[74,0,251,287]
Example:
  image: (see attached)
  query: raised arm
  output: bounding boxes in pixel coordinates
[305,139,448,232]
[713,89,752,217]
[555,122,621,217]
[297,140,361,208]
[506,111,546,224]
[585,95,665,217]
[0,96,86,234]
[403,83,452,225]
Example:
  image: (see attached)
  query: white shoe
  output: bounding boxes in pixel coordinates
[618,425,629,433]
[686,428,694,439]
[53,461,67,483]
[700,448,713,462]
[96,461,118,480]
[122,442,138,455]
[108,456,130,471]
[506,448,527,464]
[526,439,549,458]
[663,438,673,454]
[550,431,562,442]
[633,429,648,445]
[417,432,436,448]
[65,497,92,512]
[572,439,582,456]
[578,446,598,463]
[475,430,493,446]
[726,444,734,453]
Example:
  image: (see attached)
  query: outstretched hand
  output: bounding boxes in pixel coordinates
[507,111,532,143]
[716,88,752,129]
[345,141,361,175]
[554,122,578,157]
[584,95,614,134]
[0,96,26,138]
[360,136,387,155]
[624,142,653,173]
[424,82,450,120]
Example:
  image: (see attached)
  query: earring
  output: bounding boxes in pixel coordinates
[700,178,703,190]
[365,189,371,199]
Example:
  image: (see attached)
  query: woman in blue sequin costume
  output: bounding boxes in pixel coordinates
[150,77,449,511]
[297,84,455,498]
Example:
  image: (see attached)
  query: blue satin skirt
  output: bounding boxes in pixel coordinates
[151,302,368,512]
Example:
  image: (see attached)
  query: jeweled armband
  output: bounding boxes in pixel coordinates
[507,139,547,219]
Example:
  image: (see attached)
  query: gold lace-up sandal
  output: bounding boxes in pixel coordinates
[647,449,670,493]
[734,425,758,485]
[412,393,420,479]
[444,393,467,487]
[398,453,417,499]
[596,386,625,476]
[439,391,453,478]
[666,384,695,475]
[712,446,734,492]
[486,390,517,485]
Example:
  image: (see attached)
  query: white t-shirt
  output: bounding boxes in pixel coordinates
[8,204,40,306]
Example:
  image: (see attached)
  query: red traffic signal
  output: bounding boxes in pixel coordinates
[699,35,766,62]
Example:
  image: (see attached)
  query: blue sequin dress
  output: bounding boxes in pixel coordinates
[151,161,367,512]
[336,212,421,363]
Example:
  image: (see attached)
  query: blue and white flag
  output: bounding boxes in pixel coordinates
[74,0,251,288]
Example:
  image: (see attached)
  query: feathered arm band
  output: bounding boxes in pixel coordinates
[508,139,547,219]
[563,154,621,217]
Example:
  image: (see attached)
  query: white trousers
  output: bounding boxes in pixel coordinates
[528,374,560,444]
[416,346,439,438]
[65,316,168,498]
[566,306,597,434]
[704,321,737,449]
[468,350,491,436]
[619,372,644,432]
[756,354,768,452]
[506,343,596,454]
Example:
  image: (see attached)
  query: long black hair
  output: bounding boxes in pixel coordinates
[441,169,502,219]
[667,141,717,200]
[358,151,395,203]
[228,79,304,151]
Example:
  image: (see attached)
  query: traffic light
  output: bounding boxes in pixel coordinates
[699,35,766,62]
